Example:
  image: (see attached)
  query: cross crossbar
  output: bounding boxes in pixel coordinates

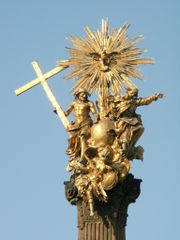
[15,61,68,96]
[15,61,69,130]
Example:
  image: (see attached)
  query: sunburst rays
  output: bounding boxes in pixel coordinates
[57,19,153,100]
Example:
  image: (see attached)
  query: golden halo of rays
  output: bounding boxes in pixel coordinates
[57,19,154,100]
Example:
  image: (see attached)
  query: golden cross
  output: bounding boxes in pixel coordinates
[15,62,68,96]
[15,61,69,130]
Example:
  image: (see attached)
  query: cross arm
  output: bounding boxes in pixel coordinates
[15,61,68,96]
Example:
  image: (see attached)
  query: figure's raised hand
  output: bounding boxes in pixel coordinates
[155,93,164,100]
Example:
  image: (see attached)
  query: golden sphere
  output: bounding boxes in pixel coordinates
[90,118,116,147]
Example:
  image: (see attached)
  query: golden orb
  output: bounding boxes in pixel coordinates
[90,118,116,147]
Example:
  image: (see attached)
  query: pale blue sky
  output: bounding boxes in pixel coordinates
[0,0,180,239]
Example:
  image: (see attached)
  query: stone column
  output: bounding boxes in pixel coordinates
[64,174,141,240]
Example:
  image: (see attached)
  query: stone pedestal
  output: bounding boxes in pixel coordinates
[64,174,141,240]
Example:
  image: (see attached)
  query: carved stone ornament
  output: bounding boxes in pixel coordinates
[65,174,141,240]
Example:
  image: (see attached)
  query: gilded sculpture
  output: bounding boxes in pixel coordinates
[15,19,163,217]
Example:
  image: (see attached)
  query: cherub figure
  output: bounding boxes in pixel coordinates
[74,146,116,216]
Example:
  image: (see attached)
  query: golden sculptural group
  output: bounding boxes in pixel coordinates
[15,20,163,216]
[63,87,162,215]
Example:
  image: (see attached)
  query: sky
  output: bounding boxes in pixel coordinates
[0,0,180,239]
